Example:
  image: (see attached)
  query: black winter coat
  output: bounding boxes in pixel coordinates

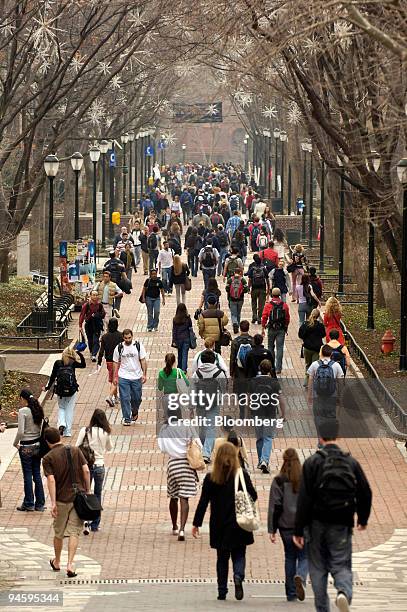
[193,470,257,550]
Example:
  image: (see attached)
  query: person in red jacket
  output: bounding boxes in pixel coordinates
[259,241,279,270]
[79,291,106,361]
[261,288,290,374]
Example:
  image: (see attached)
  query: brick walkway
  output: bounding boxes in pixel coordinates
[1,251,407,608]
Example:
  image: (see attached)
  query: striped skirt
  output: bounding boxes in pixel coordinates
[167,457,198,499]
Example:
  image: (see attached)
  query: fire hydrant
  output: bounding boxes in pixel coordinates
[381,330,395,354]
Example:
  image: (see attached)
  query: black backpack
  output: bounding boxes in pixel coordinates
[55,364,78,397]
[148,233,158,250]
[313,360,336,397]
[315,448,357,514]
[117,340,140,359]
[331,344,347,374]
[251,265,266,288]
[194,235,204,254]
[267,302,286,330]
[217,231,228,248]
[201,247,215,268]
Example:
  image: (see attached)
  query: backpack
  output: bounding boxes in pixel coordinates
[229,276,244,300]
[78,428,95,467]
[236,341,252,369]
[315,448,357,514]
[258,234,268,249]
[251,265,266,288]
[204,291,220,309]
[311,279,323,299]
[304,284,317,307]
[230,195,239,211]
[251,225,260,243]
[168,237,181,255]
[331,344,347,374]
[148,233,158,250]
[267,302,286,330]
[196,367,224,409]
[217,231,228,248]
[201,246,215,268]
[55,364,78,397]
[313,360,336,397]
[194,235,204,254]
[117,340,140,359]
[226,257,241,278]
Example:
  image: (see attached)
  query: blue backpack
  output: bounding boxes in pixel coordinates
[313,360,336,397]
[236,342,252,369]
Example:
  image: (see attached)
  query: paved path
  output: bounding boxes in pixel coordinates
[1,250,407,610]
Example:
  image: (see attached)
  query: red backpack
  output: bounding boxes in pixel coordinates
[229,276,244,300]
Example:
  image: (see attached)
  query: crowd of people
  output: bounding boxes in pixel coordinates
[9,162,372,611]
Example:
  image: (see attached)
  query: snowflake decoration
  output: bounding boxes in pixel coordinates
[32,15,64,51]
[128,9,145,29]
[98,61,111,76]
[287,101,302,125]
[175,63,195,78]
[333,21,353,50]
[57,102,67,116]
[162,131,177,146]
[143,30,158,45]
[38,57,51,75]
[88,99,106,125]
[262,105,278,119]
[206,104,219,116]
[105,115,113,128]
[110,75,123,90]
[303,36,320,55]
[70,54,85,73]
[0,22,16,37]
[234,91,252,108]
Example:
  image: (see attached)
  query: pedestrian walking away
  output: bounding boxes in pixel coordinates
[293,419,372,612]
[197,294,229,355]
[324,296,346,346]
[171,255,190,305]
[244,333,276,378]
[113,329,147,426]
[141,269,166,332]
[172,304,194,373]
[229,320,253,418]
[198,241,219,290]
[192,442,258,601]
[79,290,106,361]
[268,448,308,602]
[119,242,137,281]
[247,253,269,323]
[14,389,46,512]
[157,353,190,420]
[298,308,326,386]
[226,269,249,334]
[288,244,307,300]
[261,288,290,374]
[269,258,291,302]
[97,317,123,407]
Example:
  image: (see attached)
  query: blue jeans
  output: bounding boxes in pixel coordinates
[57,392,77,437]
[161,267,172,293]
[202,267,216,290]
[188,251,198,277]
[216,546,246,597]
[118,377,143,423]
[177,340,189,372]
[298,303,311,326]
[90,465,105,529]
[146,296,161,330]
[267,329,285,372]
[217,247,227,275]
[307,521,352,612]
[229,300,243,326]
[199,408,219,460]
[148,250,158,270]
[18,446,45,509]
[255,425,274,464]
[280,529,308,600]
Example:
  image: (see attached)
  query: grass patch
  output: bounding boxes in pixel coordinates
[0,277,45,334]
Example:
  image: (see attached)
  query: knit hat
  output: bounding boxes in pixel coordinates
[62,347,81,363]
[207,295,218,305]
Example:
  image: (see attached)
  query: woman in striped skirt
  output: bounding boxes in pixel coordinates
[158,415,202,542]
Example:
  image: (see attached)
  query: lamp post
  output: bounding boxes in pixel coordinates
[319,158,325,273]
[70,152,83,240]
[243,138,248,171]
[99,140,109,249]
[89,145,101,258]
[280,130,287,212]
[44,154,59,333]
[337,155,346,295]
[301,141,308,240]
[135,133,139,208]
[147,130,152,182]
[121,133,129,214]
[160,134,165,168]
[108,140,115,240]
[244,133,249,173]
[262,130,270,199]
[140,131,145,196]
[307,142,314,248]
[182,143,186,164]
[396,158,407,371]
[273,128,280,197]
[287,163,292,215]
[128,131,134,214]
[365,151,381,330]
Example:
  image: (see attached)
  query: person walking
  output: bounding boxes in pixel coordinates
[185,227,202,278]
[269,259,291,302]
[158,412,201,542]
[141,269,166,332]
[14,390,46,512]
[103,249,127,314]
[97,317,122,407]
[288,244,307,300]
[198,277,221,312]
[261,288,290,375]
[259,240,279,272]
[131,220,143,269]
[272,228,290,261]
[293,420,372,612]
[79,291,106,362]
[94,270,123,318]
[76,408,112,533]
[216,225,229,275]
[323,297,346,345]
[222,247,243,281]
[171,255,190,305]
[119,242,137,281]
[244,333,275,378]
[191,338,228,375]
[198,241,219,290]
[268,448,308,602]
[327,329,351,376]
[295,273,319,326]
[192,442,257,601]
[113,329,147,426]
[158,353,189,421]
[172,304,193,373]
[44,347,86,437]
[247,254,269,324]
[298,309,326,386]
[157,240,174,295]
[42,427,91,578]
[147,225,161,271]
[229,321,253,418]
[140,228,150,275]
[226,269,249,334]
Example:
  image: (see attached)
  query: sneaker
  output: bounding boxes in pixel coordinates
[234,576,244,601]
[336,592,350,612]
[113,308,120,319]
[233,323,239,334]
[178,530,185,542]
[35,506,46,512]
[131,414,138,423]
[123,420,132,426]
[106,396,115,408]
[260,461,270,474]
[217,594,226,600]
[83,522,90,536]
[147,328,153,332]
[251,318,257,324]
[294,575,305,601]
[16,505,34,512]
[91,356,97,362]
[58,425,65,436]
[203,456,211,465]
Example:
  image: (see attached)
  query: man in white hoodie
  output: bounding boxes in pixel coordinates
[191,350,227,464]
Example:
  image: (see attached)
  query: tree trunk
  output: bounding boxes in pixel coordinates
[0,248,10,283]
[375,238,400,317]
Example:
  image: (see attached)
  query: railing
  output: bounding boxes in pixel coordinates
[0,327,68,351]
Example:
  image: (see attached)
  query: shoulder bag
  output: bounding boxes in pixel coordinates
[39,417,50,458]
[187,439,206,471]
[184,275,192,291]
[176,368,189,394]
[65,446,101,522]
[189,325,197,349]
[217,317,231,347]
[234,468,260,532]
[78,427,95,467]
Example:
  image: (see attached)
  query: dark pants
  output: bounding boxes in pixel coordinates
[280,528,308,600]
[202,268,216,289]
[251,288,266,321]
[216,546,246,597]
[19,445,45,509]
[90,465,105,529]
[307,521,353,612]
[148,249,158,271]
[85,320,101,357]
[188,251,199,277]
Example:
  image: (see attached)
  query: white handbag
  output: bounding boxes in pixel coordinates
[176,368,189,394]
[234,468,260,532]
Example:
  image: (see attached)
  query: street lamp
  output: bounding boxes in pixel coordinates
[99,139,109,248]
[280,130,287,212]
[319,155,326,273]
[89,145,101,259]
[366,151,381,330]
[70,152,83,240]
[121,133,129,214]
[44,154,59,333]
[336,155,346,294]
[107,139,115,240]
[139,131,145,196]
[301,141,308,240]
[307,142,314,247]
[273,128,280,197]
[262,130,270,199]
[396,157,407,371]
[128,131,135,214]
[182,143,186,164]
[135,133,139,207]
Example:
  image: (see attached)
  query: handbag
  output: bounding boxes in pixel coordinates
[194,308,202,321]
[187,439,205,471]
[65,447,101,522]
[78,428,95,467]
[139,292,145,304]
[39,417,50,458]
[300,344,304,359]
[74,331,87,353]
[286,262,296,273]
[189,327,197,349]
[176,368,189,394]
[184,276,192,291]
[217,317,231,347]
[234,468,259,532]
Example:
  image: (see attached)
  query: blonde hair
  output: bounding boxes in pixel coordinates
[173,255,183,276]
[307,308,320,327]
[210,442,240,485]
[325,296,342,319]
[279,448,302,494]
[294,244,304,253]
